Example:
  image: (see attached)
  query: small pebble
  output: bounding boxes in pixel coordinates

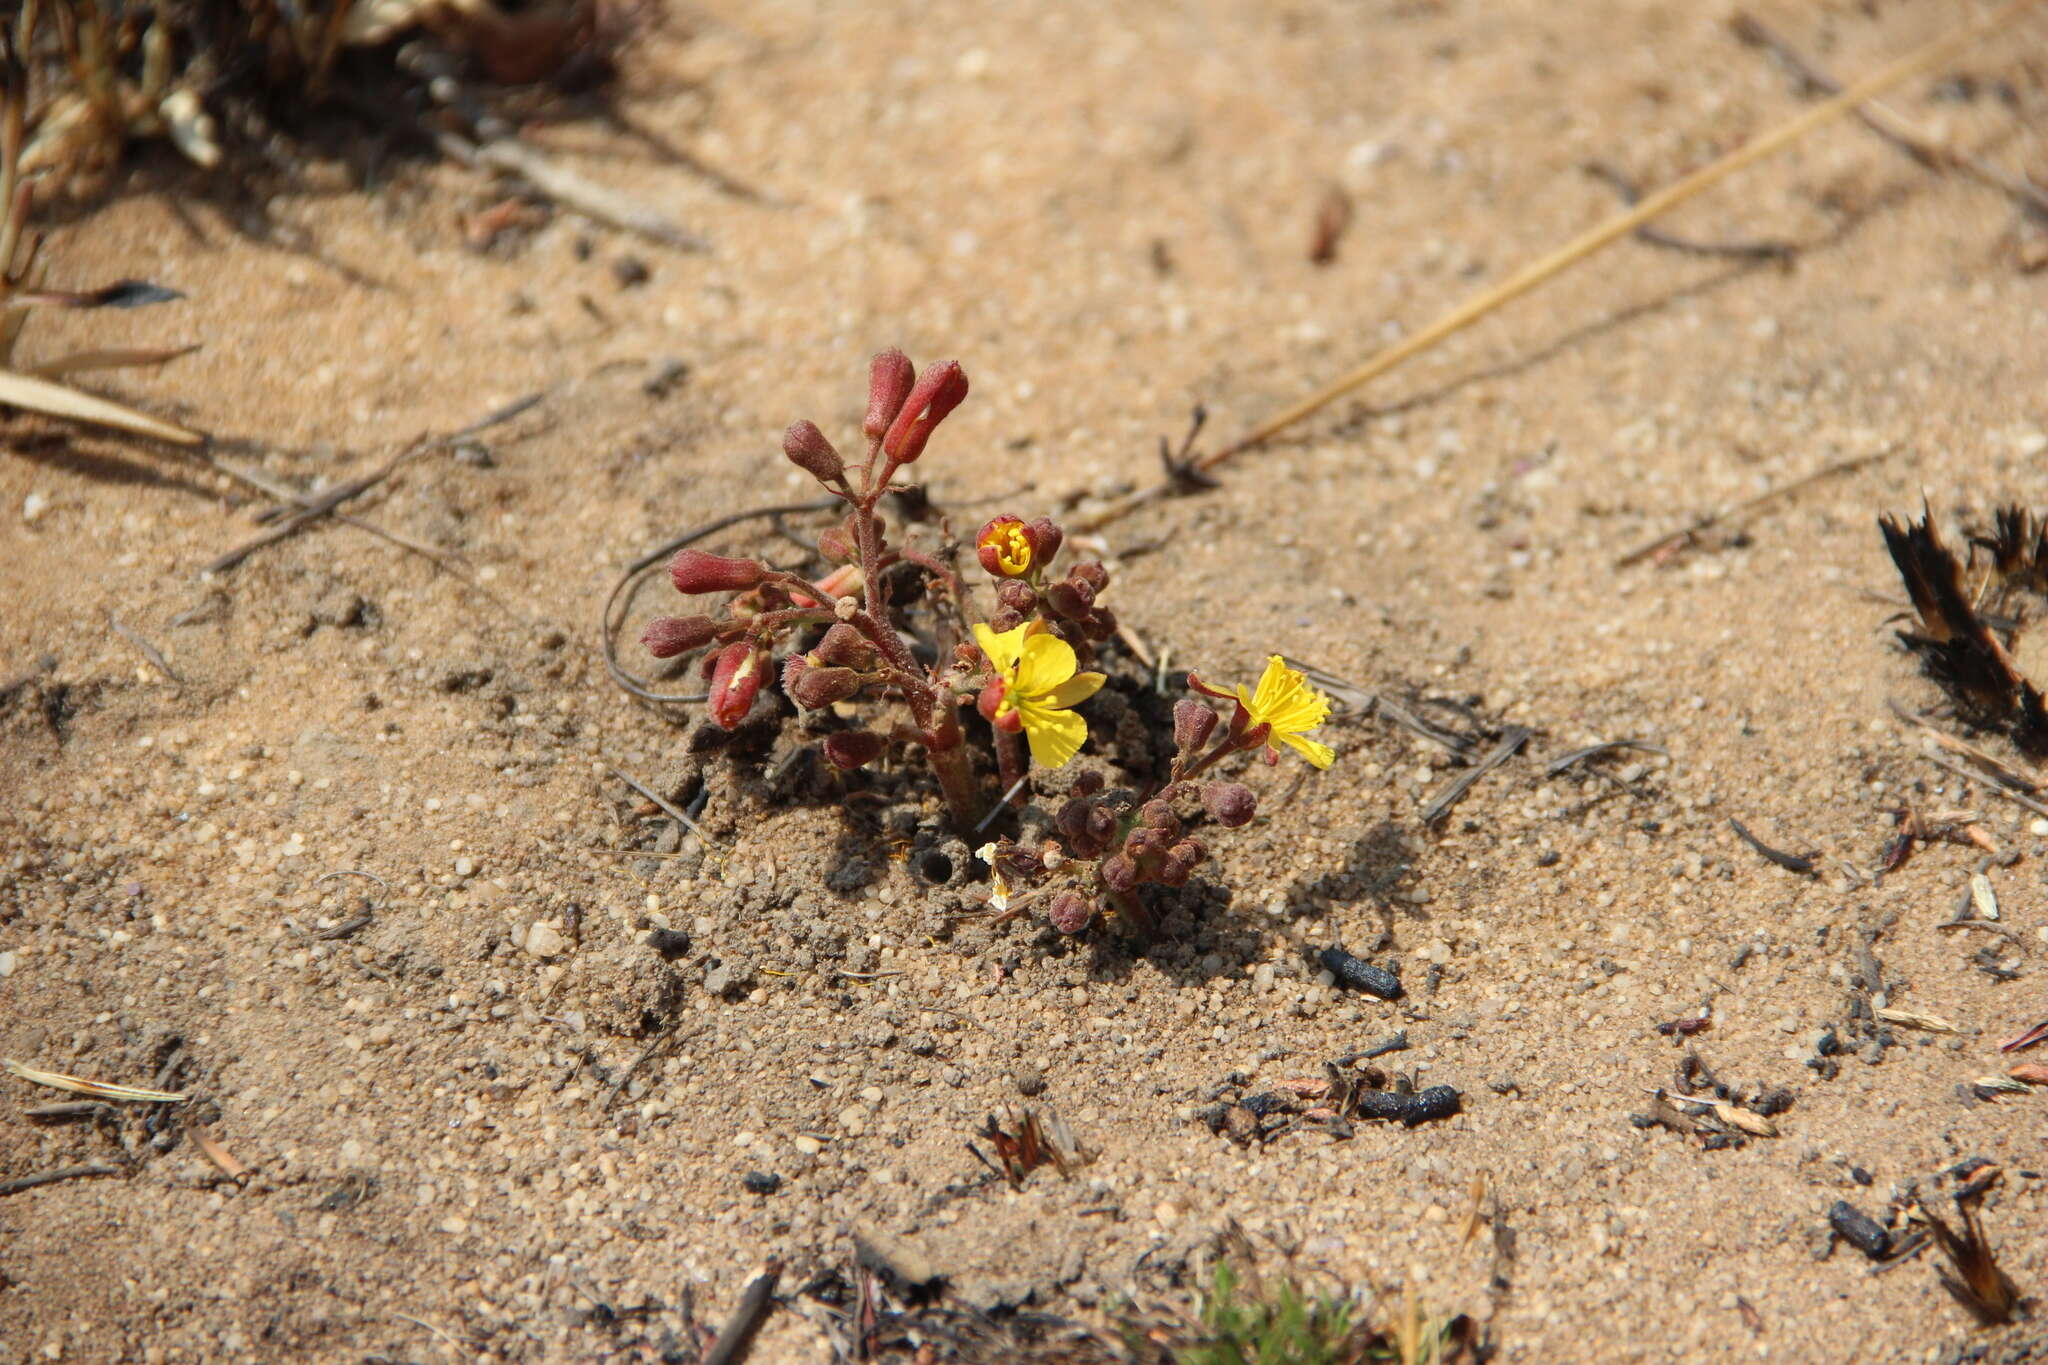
[742,1171,782,1195]
[0,950,16,977]
[21,492,49,524]
[524,922,565,959]
[1012,1065,1046,1097]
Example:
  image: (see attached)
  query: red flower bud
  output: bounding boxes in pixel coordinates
[1158,844,1200,888]
[881,360,969,463]
[1099,852,1138,893]
[813,623,878,670]
[815,524,858,564]
[706,642,766,728]
[1071,770,1105,797]
[1048,890,1092,934]
[823,731,888,770]
[976,516,1035,577]
[1071,562,1108,592]
[1203,781,1257,828]
[1045,580,1091,619]
[1055,798,1092,840]
[641,614,721,658]
[988,607,1025,633]
[1173,699,1217,752]
[995,581,1038,614]
[786,658,862,709]
[670,549,765,596]
[978,681,1021,731]
[1123,825,1167,860]
[864,348,916,442]
[1027,517,1063,565]
[1139,800,1181,837]
[782,419,844,484]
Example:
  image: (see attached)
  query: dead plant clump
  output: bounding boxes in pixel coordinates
[0,0,644,446]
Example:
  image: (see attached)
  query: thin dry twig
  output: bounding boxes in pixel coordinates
[2,1059,188,1103]
[1924,752,2048,819]
[443,132,708,251]
[700,1262,783,1365]
[1614,449,1893,567]
[1584,160,1798,260]
[203,389,548,574]
[108,615,182,686]
[1421,726,1530,824]
[1732,11,2048,220]
[1545,739,1667,777]
[606,763,719,848]
[1075,0,2041,531]
[392,1311,473,1352]
[0,1163,119,1197]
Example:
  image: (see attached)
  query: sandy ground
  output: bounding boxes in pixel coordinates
[5,2,2048,1361]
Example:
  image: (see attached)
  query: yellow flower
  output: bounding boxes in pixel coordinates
[977,517,1034,577]
[974,621,1105,768]
[1237,656,1335,769]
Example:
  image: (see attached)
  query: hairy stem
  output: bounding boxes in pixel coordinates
[993,729,1027,808]
[925,714,985,833]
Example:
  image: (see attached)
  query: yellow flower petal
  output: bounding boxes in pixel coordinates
[1279,732,1336,770]
[1013,632,1079,697]
[1043,670,1106,709]
[1235,654,1335,767]
[973,621,1028,676]
[1017,701,1087,768]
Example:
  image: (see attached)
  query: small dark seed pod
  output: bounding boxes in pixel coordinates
[1138,800,1180,833]
[1071,770,1105,797]
[1099,853,1138,893]
[1173,699,1218,753]
[1044,581,1089,619]
[1203,782,1257,828]
[1122,825,1167,860]
[1321,946,1403,1000]
[1048,890,1092,934]
[1157,844,1199,888]
[1828,1201,1890,1260]
[1055,798,1093,840]
[996,580,1038,613]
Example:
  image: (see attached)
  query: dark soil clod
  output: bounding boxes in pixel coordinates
[1320,946,1403,1000]
[1828,1200,1891,1260]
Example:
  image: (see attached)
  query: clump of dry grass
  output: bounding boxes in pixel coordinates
[0,36,202,445]
[0,0,626,446]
